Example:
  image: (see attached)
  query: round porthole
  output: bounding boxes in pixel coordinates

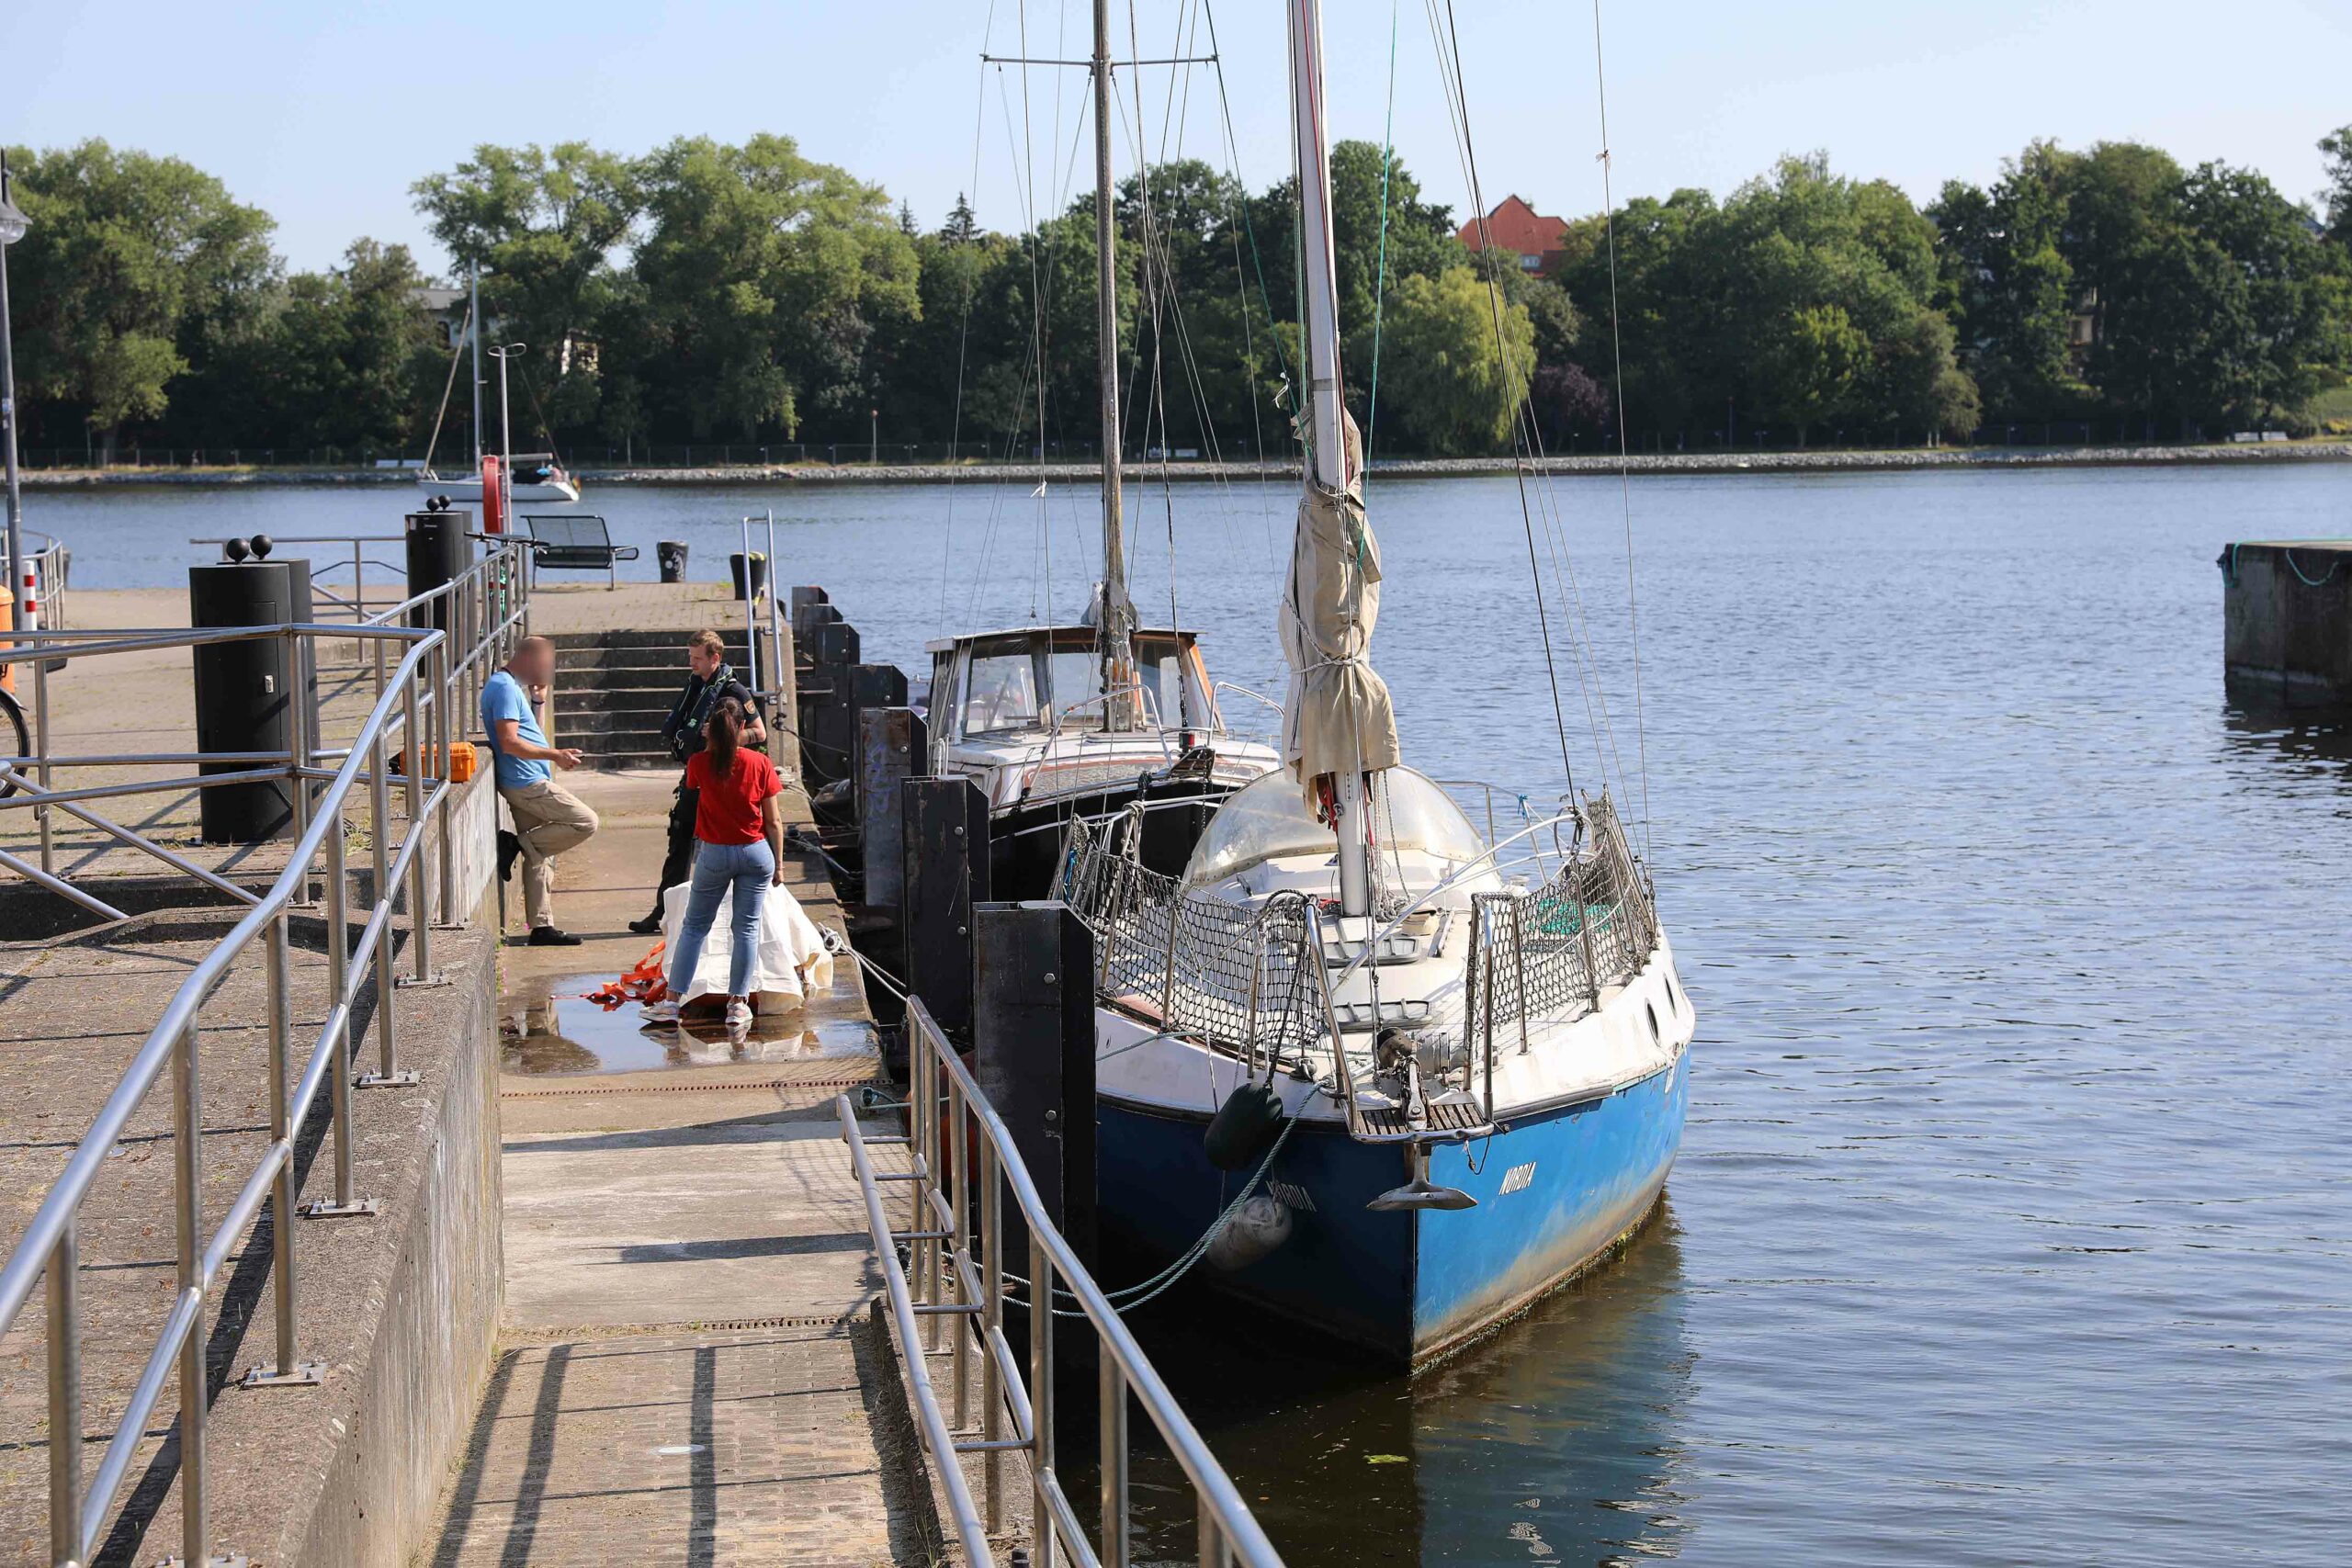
[1663,974,1678,1010]
[1645,1001,1660,1043]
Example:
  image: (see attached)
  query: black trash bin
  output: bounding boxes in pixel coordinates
[657,540,690,584]
[728,551,767,600]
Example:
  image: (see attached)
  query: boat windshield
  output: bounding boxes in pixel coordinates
[1180,767,1487,888]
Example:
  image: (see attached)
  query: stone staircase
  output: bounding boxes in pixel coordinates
[545,629,755,770]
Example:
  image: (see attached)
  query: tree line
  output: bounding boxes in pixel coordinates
[4,126,2349,464]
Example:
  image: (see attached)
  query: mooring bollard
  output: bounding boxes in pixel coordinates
[974,901,1098,1269]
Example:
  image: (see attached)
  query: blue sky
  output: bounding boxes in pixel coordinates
[15,0,2351,274]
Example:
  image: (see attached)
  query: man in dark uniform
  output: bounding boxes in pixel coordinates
[628,628,766,935]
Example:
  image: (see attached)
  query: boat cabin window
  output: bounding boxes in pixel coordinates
[963,641,1044,734]
[953,631,1221,739]
[1181,767,1487,888]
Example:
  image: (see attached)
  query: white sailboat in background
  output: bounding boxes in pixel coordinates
[418,265,582,507]
[1066,0,1693,1367]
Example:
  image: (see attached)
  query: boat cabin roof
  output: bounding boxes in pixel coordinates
[924,626,1201,656]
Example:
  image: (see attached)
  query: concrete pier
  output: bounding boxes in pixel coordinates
[2,576,1001,1563]
[420,767,960,1566]
[2221,539,2352,705]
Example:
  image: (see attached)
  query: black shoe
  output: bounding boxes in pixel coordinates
[526,926,583,947]
[628,913,663,936]
[498,829,522,883]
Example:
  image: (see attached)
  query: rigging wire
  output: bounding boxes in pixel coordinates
[938,8,1001,638]
[1366,0,1400,460]
[1429,0,1578,801]
[1589,0,1654,858]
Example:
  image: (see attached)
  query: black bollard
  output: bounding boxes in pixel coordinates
[403,507,472,632]
[974,902,1097,1266]
[901,777,990,1039]
[189,557,315,843]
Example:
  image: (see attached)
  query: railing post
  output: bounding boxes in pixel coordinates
[173,1022,210,1568]
[1100,1357,1129,1568]
[304,801,376,1219]
[1029,1226,1056,1568]
[432,638,458,929]
[31,649,53,874]
[288,630,314,908]
[948,1070,969,1433]
[245,913,323,1388]
[1197,1510,1227,1568]
[358,725,415,1087]
[922,1037,943,1353]
[46,1222,81,1568]
[979,1137,1003,1533]
[401,671,436,981]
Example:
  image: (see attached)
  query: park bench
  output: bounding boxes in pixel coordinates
[521,513,639,589]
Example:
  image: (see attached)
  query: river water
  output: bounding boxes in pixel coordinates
[32,465,2352,1563]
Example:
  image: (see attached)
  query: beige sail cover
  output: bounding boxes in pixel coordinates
[1280,412,1400,805]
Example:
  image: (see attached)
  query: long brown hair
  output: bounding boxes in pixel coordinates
[704,696,744,782]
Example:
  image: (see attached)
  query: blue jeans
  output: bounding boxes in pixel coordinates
[667,840,775,1000]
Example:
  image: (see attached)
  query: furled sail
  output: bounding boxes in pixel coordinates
[1280,412,1400,807]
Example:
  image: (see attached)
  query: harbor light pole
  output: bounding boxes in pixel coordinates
[869,408,878,466]
[489,343,525,527]
[1,154,30,649]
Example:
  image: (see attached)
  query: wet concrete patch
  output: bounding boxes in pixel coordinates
[500,970,876,1077]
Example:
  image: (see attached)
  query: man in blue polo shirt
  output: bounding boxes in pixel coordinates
[482,636,597,944]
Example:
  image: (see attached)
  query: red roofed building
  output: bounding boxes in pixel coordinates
[1458,195,1568,279]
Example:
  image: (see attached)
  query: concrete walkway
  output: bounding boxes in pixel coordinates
[422,767,943,1567]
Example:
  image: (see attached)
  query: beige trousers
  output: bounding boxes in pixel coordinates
[502,780,599,929]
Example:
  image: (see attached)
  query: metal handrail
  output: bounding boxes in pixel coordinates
[839,997,1283,1568]
[0,538,529,1567]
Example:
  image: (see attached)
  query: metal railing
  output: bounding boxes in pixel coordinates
[190,534,412,624]
[838,998,1283,1568]
[0,542,527,1568]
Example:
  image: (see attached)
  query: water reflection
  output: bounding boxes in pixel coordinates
[1117,1204,1692,1566]
[498,972,877,1075]
[2219,703,2352,799]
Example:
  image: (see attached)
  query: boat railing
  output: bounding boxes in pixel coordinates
[1210,681,1283,745]
[837,997,1285,1568]
[0,542,526,1568]
[1063,791,1663,1135]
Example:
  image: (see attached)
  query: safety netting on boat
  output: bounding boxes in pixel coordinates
[1462,794,1659,1049]
[1060,818,1330,1061]
[1060,792,1660,1066]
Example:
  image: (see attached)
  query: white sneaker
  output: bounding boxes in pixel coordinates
[725,998,754,1029]
[639,999,679,1023]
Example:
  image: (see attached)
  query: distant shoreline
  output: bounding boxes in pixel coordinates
[19,439,2352,489]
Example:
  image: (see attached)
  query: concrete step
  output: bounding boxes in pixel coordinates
[551,686,678,716]
[546,629,757,653]
[546,646,747,674]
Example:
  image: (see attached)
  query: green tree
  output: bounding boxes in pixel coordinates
[3,139,274,454]
[1375,265,1533,455]
[629,134,919,440]
[412,142,640,438]
[2321,125,2352,245]
[1929,141,2082,421]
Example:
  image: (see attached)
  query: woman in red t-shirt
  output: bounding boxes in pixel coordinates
[644,697,785,1028]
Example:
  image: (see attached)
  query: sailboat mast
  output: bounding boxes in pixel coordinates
[1289,0,1371,916]
[1289,0,1346,493]
[1091,0,1136,728]
[469,263,485,472]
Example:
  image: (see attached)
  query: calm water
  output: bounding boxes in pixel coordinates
[35,465,2352,1562]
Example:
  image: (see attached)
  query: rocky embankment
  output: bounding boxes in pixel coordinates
[21,439,2350,489]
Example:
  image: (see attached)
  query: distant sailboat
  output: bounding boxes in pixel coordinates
[417,265,582,506]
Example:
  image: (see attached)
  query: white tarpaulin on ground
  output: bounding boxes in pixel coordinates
[660,877,835,1013]
[1280,412,1399,805]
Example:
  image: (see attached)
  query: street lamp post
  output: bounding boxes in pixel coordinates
[488,343,526,529]
[1,152,31,650]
